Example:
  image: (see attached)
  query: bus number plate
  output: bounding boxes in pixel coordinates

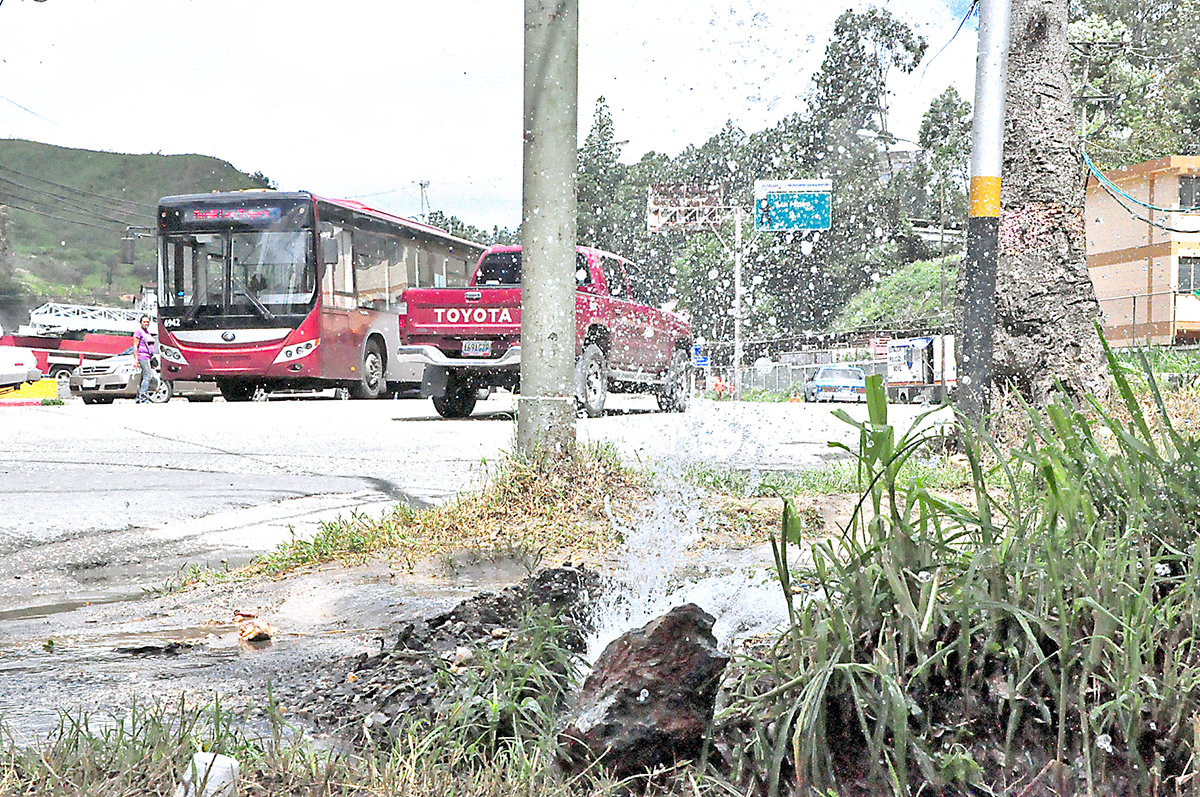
[462,340,492,358]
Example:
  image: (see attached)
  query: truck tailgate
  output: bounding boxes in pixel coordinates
[403,287,522,335]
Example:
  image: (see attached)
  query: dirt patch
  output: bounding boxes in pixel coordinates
[290,566,600,742]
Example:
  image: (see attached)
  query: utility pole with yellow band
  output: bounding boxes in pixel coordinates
[959,0,1011,425]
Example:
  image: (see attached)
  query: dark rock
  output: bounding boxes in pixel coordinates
[114,640,195,656]
[556,603,730,780]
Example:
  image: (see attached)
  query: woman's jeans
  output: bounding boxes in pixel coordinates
[137,359,154,401]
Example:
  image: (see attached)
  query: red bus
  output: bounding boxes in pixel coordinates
[154,191,487,401]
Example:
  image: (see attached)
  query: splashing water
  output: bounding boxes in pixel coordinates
[584,404,792,662]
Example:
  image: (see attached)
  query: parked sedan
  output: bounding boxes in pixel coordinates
[804,365,867,403]
[0,346,42,392]
[69,348,218,404]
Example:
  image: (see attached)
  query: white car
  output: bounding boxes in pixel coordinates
[0,346,43,393]
[68,348,218,404]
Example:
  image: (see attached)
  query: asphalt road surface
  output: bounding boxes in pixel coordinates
[0,392,945,617]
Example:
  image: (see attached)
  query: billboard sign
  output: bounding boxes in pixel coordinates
[754,179,832,232]
[647,184,725,233]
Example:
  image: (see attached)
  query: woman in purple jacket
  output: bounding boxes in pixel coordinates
[134,315,156,404]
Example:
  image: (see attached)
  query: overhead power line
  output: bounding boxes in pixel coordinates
[0,177,143,228]
[0,162,155,212]
[0,198,122,231]
[1082,147,1200,234]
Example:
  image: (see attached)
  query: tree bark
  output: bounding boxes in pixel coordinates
[994,0,1108,404]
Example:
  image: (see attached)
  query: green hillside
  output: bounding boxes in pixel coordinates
[833,255,961,333]
[0,139,269,315]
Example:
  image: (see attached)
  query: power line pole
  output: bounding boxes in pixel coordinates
[418,181,430,224]
[517,0,578,457]
[959,0,1011,425]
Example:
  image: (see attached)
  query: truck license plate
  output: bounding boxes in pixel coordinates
[83,378,97,389]
[461,340,492,357]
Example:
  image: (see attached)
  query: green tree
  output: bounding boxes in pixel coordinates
[662,7,929,340]
[918,86,971,252]
[426,210,517,247]
[1069,0,1200,166]
[576,97,626,252]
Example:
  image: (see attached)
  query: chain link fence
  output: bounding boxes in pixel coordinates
[702,358,887,395]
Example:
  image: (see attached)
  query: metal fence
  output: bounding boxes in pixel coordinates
[702,359,887,395]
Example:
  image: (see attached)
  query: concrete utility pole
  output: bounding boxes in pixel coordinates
[732,205,744,400]
[518,0,579,456]
[959,0,1011,425]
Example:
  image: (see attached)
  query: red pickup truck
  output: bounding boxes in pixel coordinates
[395,244,693,418]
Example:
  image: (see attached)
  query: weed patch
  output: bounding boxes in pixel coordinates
[241,442,643,580]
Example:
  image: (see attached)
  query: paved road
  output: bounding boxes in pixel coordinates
[0,393,945,616]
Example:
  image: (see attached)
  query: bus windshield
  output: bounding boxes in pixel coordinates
[160,229,316,319]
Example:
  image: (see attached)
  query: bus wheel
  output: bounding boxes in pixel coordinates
[351,341,386,400]
[432,372,477,418]
[218,381,255,402]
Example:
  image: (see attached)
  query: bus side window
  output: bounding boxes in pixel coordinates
[354,230,390,310]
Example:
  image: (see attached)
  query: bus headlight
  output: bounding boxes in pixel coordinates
[272,338,320,365]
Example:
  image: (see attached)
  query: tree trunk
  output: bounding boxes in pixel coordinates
[994,0,1108,404]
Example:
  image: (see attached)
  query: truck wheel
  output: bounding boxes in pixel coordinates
[575,344,607,418]
[218,381,255,402]
[432,372,477,418]
[50,366,73,384]
[350,341,386,400]
[655,348,691,413]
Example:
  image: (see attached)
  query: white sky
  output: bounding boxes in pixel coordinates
[0,0,977,231]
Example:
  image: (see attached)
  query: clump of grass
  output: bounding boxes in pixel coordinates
[0,697,261,795]
[718,352,1200,796]
[246,441,643,579]
[684,455,974,499]
[145,562,231,595]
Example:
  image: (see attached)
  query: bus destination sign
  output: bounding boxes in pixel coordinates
[186,207,282,224]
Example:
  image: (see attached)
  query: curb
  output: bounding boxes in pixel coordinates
[0,399,49,407]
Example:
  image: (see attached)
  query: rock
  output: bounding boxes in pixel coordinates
[115,640,195,656]
[172,752,239,797]
[556,603,730,780]
[237,619,277,644]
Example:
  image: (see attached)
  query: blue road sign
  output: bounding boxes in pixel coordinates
[753,179,832,232]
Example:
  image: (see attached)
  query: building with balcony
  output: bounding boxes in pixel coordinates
[1085,155,1200,346]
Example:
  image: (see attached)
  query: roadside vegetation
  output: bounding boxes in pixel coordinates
[717,348,1200,795]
